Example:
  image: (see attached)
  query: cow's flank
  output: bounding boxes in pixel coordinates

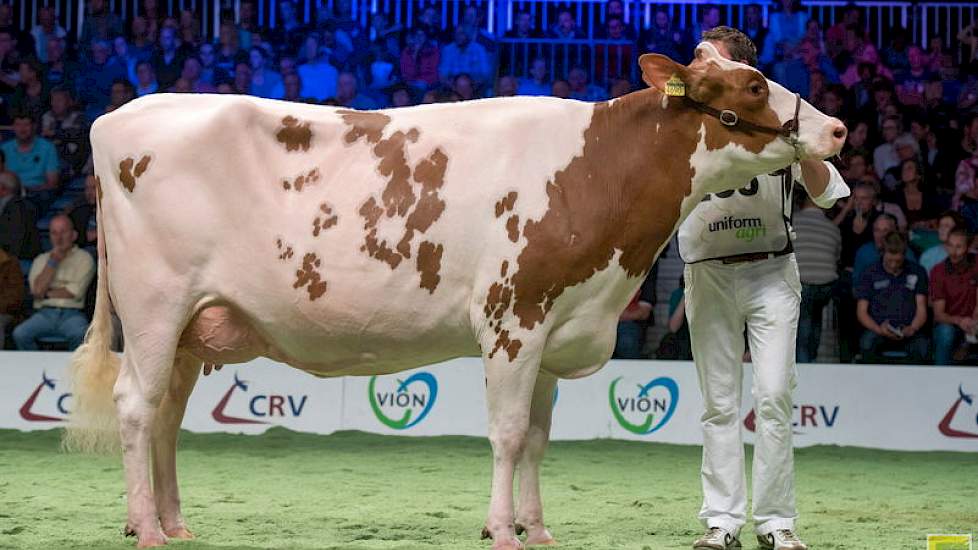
[276,116,313,152]
[341,112,449,287]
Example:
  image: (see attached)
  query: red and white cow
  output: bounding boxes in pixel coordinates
[66,42,845,549]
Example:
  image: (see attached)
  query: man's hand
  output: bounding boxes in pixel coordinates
[852,211,868,234]
[202,364,223,376]
[957,317,977,334]
[49,246,69,263]
[46,287,74,299]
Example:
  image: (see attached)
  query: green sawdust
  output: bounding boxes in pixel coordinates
[0,428,974,549]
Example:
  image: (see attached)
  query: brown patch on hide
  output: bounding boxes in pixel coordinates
[495,191,518,218]
[313,203,338,236]
[489,330,523,362]
[282,168,322,192]
[338,110,391,145]
[416,240,444,293]
[293,252,327,301]
[275,238,294,261]
[276,116,313,152]
[506,215,520,243]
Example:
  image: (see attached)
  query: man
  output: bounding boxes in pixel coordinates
[0,165,40,261]
[930,230,978,364]
[13,214,94,350]
[438,26,491,87]
[873,115,904,180]
[854,231,929,363]
[792,190,841,362]
[0,246,23,348]
[680,27,849,550]
[835,182,906,270]
[0,112,60,213]
[852,214,916,285]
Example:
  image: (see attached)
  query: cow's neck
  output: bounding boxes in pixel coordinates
[510,89,701,330]
[582,88,701,276]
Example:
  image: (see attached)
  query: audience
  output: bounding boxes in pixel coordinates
[0,246,23,348]
[0,0,974,365]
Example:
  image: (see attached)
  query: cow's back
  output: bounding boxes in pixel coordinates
[91,93,596,374]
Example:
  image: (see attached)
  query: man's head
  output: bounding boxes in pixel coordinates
[529,57,547,81]
[181,56,203,81]
[844,153,868,180]
[607,16,625,40]
[937,211,966,243]
[49,215,77,252]
[283,73,301,99]
[91,40,111,64]
[337,71,357,100]
[50,87,73,115]
[700,26,757,66]
[110,78,135,107]
[136,61,156,86]
[882,231,907,274]
[0,166,19,199]
[159,26,177,52]
[701,5,720,29]
[851,182,877,211]
[496,75,518,97]
[515,11,533,33]
[873,214,898,249]
[12,112,36,142]
[557,10,575,32]
[945,230,971,265]
[567,66,588,91]
[881,115,901,144]
[453,26,470,47]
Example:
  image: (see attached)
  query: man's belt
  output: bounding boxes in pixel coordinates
[719,243,794,265]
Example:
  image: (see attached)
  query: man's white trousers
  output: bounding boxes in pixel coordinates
[684,254,801,536]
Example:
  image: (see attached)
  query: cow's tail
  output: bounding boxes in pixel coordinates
[62,175,121,455]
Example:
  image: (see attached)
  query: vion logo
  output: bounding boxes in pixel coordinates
[939,385,978,439]
[609,376,679,435]
[20,372,71,422]
[744,404,839,434]
[368,372,438,430]
[211,373,308,424]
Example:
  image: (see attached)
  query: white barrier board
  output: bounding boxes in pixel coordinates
[2,352,976,452]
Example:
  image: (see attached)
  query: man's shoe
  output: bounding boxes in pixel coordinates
[693,527,742,549]
[757,529,808,550]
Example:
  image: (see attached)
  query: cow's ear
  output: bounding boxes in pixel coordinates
[639,54,691,95]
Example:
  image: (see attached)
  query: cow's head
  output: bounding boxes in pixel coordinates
[640,41,846,195]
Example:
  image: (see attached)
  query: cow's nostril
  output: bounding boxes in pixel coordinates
[833,127,847,140]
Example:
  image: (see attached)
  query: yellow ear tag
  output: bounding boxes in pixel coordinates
[665,74,686,97]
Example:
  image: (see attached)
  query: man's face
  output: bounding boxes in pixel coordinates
[655,11,669,28]
[92,42,110,64]
[284,74,300,97]
[745,5,760,24]
[873,219,896,248]
[137,63,154,85]
[517,13,532,32]
[847,156,866,179]
[199,44,215,66]
[280,57,296,76]
[908,46,924,69]
[568,68,585,89]
[823,91,841,114]
[883,250,904,274]
[608,19,624,39]
[51,91,69,115]
[797,41,818,65]
[337,73,356,97]
[39,6,55,27]
[881,120,899,143]
[182,58,201,80]
[160,28,176,50]
[454,27,469,46]
[111,82,131,105]
[946,234,969,264]
[938,216,957,242]
[13,117,34,141]
[853,186,875,211]
[558,12,574,31]
[49,217,76,250]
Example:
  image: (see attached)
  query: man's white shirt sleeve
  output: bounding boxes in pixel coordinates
[798,160,849,210]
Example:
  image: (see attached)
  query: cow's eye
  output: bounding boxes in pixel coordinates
[749,83,764,96]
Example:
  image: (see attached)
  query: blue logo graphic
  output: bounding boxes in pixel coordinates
[609,376,679,434]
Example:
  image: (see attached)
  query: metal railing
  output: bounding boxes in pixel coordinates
[10,0,978,63]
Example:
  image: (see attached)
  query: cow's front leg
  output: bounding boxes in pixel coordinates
[482,345,541,550]
[516,371,558,546]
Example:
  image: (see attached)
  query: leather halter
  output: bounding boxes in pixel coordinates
[683,92,802,151]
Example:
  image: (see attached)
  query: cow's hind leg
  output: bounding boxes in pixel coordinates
[115,327,182,548]
[482,346,542,550]
[152,353,201,540]
[515,371,557,546]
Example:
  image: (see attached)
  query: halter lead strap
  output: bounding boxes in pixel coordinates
[683,93,801,144]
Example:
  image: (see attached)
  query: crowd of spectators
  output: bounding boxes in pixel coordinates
[0,0,976,364]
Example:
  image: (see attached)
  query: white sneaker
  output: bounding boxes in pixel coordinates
[693,527,742,549]
[757,529,807,550]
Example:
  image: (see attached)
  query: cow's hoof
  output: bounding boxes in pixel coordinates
[482,527,492,540]
[491,538,524,550]
[136,532,168,548]
[516,523,556,546]
[124,525,137,538]
[163,527,194,540]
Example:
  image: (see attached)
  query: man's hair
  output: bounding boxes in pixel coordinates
[701,26,758,67]
[853,181,877,197]
[882,230,907,255]
[947,228,971,244]
[876,213,898,229]
[10,110,33,123]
